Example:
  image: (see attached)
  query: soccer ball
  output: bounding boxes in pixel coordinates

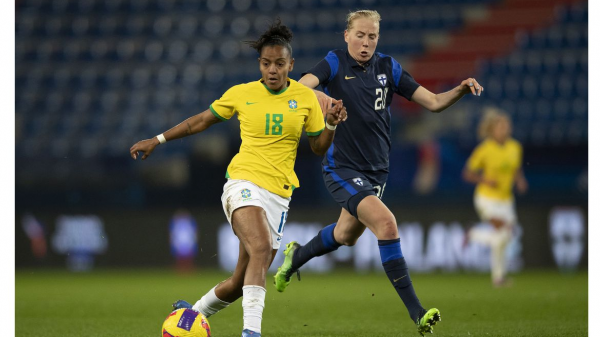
[162,308,212,337]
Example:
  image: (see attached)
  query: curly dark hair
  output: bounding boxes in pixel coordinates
[245,18,293,56]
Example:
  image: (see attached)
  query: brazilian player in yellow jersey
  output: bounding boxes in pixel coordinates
[466,134,523,201]
[210,78,325,198]
[463,108,528,287]
[130,20,347,337]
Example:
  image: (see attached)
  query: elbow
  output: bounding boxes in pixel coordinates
[310,143,328,156]
[461,170,471,183]
[312,147,327,156]
[430,104,446,113]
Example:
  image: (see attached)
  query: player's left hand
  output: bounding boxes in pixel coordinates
[325,100,347,126]
[460,78,484,96]
[516,177,528,194]
[314,90,341,117]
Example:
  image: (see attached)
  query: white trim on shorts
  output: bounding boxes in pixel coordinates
[474,193,517,226]
[221,179,291,249]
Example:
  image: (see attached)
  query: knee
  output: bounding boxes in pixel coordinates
[375,218,398,240]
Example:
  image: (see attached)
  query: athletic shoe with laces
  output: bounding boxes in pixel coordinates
[416,308,441,336]
[241,329,261,336]
[172,299,193,311]
[273,241,301,292]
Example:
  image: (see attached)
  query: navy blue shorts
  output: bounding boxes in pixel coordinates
[322,165,388,218]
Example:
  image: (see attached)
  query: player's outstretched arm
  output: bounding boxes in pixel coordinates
[129,109,222,160]
[412,77,484,113]
[515,169,528,194]
[308,100,347,156]
[299,73,340,116]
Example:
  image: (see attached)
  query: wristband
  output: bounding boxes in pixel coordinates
[156,134,167,144]
[325,121,337,131]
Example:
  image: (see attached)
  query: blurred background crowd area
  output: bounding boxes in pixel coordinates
[15,0,587,212]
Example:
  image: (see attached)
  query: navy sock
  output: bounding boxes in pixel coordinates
[291,223,342,270]
[379,238,425,323]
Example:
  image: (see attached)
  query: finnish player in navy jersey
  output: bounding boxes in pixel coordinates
[274,10,483,336]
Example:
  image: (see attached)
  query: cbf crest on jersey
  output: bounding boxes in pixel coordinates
[288,99,298,109]
[241,188,252,199]
[377,74,387,86]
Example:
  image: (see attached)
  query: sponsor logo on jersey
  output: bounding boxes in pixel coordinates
[377,74,387,86]
[344,75,356,80]
[353,178,363,186]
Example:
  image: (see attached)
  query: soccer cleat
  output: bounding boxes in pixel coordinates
[172,299,193,311]
[273,241,301,292]
[416,308,441,336]
[241,329,261,336]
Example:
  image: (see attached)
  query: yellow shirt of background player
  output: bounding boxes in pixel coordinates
[210,78,325,198]
[466,138,523,201]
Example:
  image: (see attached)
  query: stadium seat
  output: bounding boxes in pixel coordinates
[506,53,525,74]
[102,0,124,12]
[204,15,225,36]
[538,74,557,100]
[534,99,552,121]
[556,74,574,98]
[231,17,251,37]
[522,76,539,100]
[153,16,173,37]
[130,67,152,89]
[219,39,242,60]
[130,0,150,11]
[571,97,587,118]
[116,40,137,60]
[72,91,93,113]
[514,99,534,123]
[552,98,570,121]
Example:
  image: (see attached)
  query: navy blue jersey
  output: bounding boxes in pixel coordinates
[305,49,420,171]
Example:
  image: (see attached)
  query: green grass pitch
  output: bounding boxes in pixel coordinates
[16,269,587,336]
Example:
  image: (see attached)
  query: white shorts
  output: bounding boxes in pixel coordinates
[221,179,290,249]
[474,194,517,226]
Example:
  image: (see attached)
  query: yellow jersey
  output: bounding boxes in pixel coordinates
[466,138,523,201]
[210,79,325,198]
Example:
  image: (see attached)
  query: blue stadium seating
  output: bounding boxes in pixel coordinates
[15,0,585,160]
[469,1,587,146]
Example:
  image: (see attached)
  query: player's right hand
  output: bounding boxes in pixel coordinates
[129,138,160,160]
[314,90,340,117]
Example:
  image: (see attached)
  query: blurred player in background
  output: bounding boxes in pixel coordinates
[169,209,198,273]
[463,107,528,287]
[274,10,483,335]
[21,213,47,260]
[130,20,347,337]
